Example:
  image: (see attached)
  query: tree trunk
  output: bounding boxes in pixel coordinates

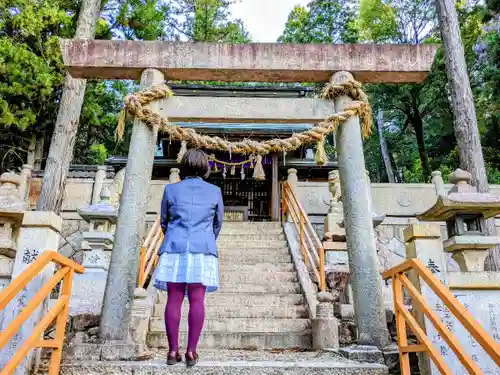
[413,117,432,182]
[435,0,500,270]
[377,108,395,183]
[36,0,102,213]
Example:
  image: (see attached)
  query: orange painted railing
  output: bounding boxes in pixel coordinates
[0,251,84,375]
[281,181,326,292]
[138,216,163,288]
[383,258,500,375]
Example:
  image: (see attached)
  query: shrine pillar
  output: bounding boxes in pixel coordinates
[100,68,164,342]
[333,71,389,349]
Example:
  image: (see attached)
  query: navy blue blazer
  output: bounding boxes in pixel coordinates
[159,177,224,257]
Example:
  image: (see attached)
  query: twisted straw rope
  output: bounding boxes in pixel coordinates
[118,80,372,155]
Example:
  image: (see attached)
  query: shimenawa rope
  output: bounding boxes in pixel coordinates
[116,79,372,180]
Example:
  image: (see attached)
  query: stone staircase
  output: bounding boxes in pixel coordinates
[58,222,388,374]
[147,222,312,350]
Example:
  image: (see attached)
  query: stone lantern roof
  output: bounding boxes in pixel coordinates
[77,188,118,224]
[417,169,500,221]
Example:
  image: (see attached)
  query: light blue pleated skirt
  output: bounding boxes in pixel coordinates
[154,252,219,293]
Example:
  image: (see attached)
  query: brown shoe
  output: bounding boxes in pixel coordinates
[185,352,198,367]
[167,352,182,365]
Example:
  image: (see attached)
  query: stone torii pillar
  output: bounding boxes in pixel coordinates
[100,68,164,342]
[333,71,389,349]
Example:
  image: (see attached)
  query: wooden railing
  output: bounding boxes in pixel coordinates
[138,216,163,288]
[0,251,84,375]
[383,258,500,375]
[281,181,326,292]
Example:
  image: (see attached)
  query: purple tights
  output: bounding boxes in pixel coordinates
[165,282,206,354]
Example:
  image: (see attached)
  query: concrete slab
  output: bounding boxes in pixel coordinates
[60,40,438,83]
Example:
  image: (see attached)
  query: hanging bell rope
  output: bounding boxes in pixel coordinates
[117,79,373,167]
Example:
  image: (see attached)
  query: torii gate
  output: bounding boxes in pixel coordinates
[60,40,438,348]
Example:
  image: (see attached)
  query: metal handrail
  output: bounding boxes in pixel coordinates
[382,258,500,374]
[138,216,163,288]
[282,181,326,291]
[0,251,84,375]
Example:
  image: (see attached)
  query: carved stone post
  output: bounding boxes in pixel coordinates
[312,291,339,350]
[169,168,180,183]
[333,71,389,349]
[18,164,33,203]
[0,211,62,374]
[0,172,28,291]
[431,171,445,197]
[92,165,107,204]
[287,168,298,190]
[100,68,165,343]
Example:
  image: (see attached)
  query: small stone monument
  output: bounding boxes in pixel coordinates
[0,171,28,290]
[71,188,117,316]
[324,170,343,233]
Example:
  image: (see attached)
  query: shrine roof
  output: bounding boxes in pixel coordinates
[60,41,438,83]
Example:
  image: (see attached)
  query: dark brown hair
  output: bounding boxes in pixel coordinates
[179,149,210,179]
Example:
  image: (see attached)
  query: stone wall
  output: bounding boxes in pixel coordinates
[29,178,169,258]
[295,181,500,276]
[31,176,500,265]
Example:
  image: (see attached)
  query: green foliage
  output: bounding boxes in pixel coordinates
[88,144,108,165]
[167,0,250,42]
[279,0,358,43]
[0,0,77,169]
[1,0,252,169]
[358,0,398,42]
[279,0,500,186]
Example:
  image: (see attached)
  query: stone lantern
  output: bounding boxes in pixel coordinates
[0,172,28,290]
[417,169,500,272]
[77,187,117,269]
[71,187,118,316]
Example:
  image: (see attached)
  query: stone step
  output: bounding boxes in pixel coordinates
[221,222,282,229]
[217,283,300,294]
[152,303,308,319]
[220,263,295,273]
[59,353,387,375]
[219,228,284,236]
[220,271,297,284]
[60,350,388,375]
[147,331,312,350]
[218,233,285,241]
[157,292,305,306]
[219,251,292,264]
[217,240,288,249]
[150,317,310,333]
[219,246,290,256]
